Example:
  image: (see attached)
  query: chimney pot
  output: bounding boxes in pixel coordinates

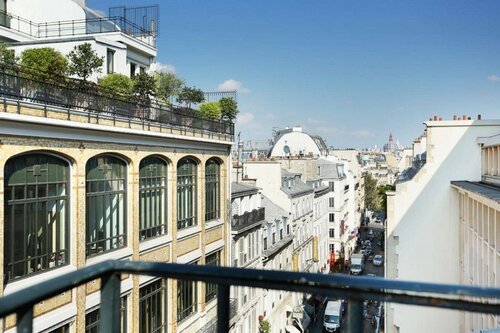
[453,115,457,120]
[478,114,482,120]
[429,117,433,121]
[463,114,467,121]
[458,117,462,120]
[439,117,443,121]
[433,115,438,121]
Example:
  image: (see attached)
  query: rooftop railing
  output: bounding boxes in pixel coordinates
[0,10,156,47]
[0,260,499,333]
[0,65,234,140]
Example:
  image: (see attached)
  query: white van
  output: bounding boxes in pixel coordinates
[323,300,342,332]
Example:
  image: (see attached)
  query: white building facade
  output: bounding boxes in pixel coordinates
[385,117,500,333]
[1,0,157,81]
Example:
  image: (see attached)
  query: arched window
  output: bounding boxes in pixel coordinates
[139,157,167,241]
[177,158,197,230]
[86,155,126,257]
[4,153,69,282]
[205,159,220,221]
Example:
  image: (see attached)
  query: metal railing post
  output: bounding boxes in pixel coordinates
[346,298,364,333]
[217,284,230,332]
[17,306,33,333]
[99,273,121,333]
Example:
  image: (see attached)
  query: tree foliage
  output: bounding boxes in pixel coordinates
[20,47,68,83]
[377,184,395,216]
[67,43,104,81]
[176,86,205,108]
[259,319,271,333]
[155,71,184,103]
[363,172,380,211]
[132,72,156,105]
[219,97,238,120]
[0,45,18,69]
[98,73,133,98]
[199,101,222,120]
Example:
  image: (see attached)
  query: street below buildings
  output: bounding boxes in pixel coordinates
[308,222,385,333]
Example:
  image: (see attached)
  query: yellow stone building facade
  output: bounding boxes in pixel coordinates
[0,101,232,333]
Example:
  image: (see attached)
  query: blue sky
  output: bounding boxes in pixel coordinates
[89,0,500,148]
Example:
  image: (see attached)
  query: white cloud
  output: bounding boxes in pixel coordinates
[217,79,250,93]
[237,112,254,125]
[487,75,500,82]
[156,62,177,74]
[351,130,375,137]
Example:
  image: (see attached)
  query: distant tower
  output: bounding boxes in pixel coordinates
[383,132,397,153]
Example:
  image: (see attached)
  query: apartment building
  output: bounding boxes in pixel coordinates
[452,134,500,332]
[0,3,234,330]
[385,116,500,333]
[1,0,157,80]
[229,182,264,333]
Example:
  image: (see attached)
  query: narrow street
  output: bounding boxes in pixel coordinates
[308,221,385,333]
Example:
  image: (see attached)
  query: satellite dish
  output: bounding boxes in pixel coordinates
[283,145,290,154]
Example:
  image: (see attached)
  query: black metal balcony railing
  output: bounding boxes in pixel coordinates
[0,66,234,138]
[1,260,500,333]
[231,207,265,232]
[0,10,156,47]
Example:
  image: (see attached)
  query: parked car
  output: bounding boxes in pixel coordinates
[373,255,383,266]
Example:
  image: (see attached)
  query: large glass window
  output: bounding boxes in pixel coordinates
[86,155,126,257]
[205,159,220,222]
[4,154,69,282]
[177,272,198,322]
[205,251,221,303]
[140,280,167,333]
[140,157,167,241]
[177,158,197,230]
[85,297,128,333]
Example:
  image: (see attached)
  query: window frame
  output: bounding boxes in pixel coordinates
[139,157,168,241]
[3,153,70,283]
[139,279,167,333]
[205,251,221,303]
[177,264,198,322]
[107,49,115,74]
[85,155,127,258]
[204,159,220,222]
[177,158,198,230]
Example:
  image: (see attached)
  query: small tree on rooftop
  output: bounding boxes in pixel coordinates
[155,71,184,104]
[132,72,156,105]
[176,86,205,108]
[98,73,133,99]
[199,101,222,120]
[20,47,68,83]
[0,45,17,68]
[67,43,104,82]
[219,96,238,121]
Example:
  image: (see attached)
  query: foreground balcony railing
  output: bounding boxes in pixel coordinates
[0,66,234,139]
[0,10,156,47]
[1,260,500,333]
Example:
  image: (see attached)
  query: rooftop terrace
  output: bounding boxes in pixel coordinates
[0,65,234,142]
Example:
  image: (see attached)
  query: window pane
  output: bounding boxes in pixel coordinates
[205,160,220,222]
[86,156,126,257]
[140,280,167,333]
[139,157,167,241]
[4,154,69,282]
[177,158,197,230]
